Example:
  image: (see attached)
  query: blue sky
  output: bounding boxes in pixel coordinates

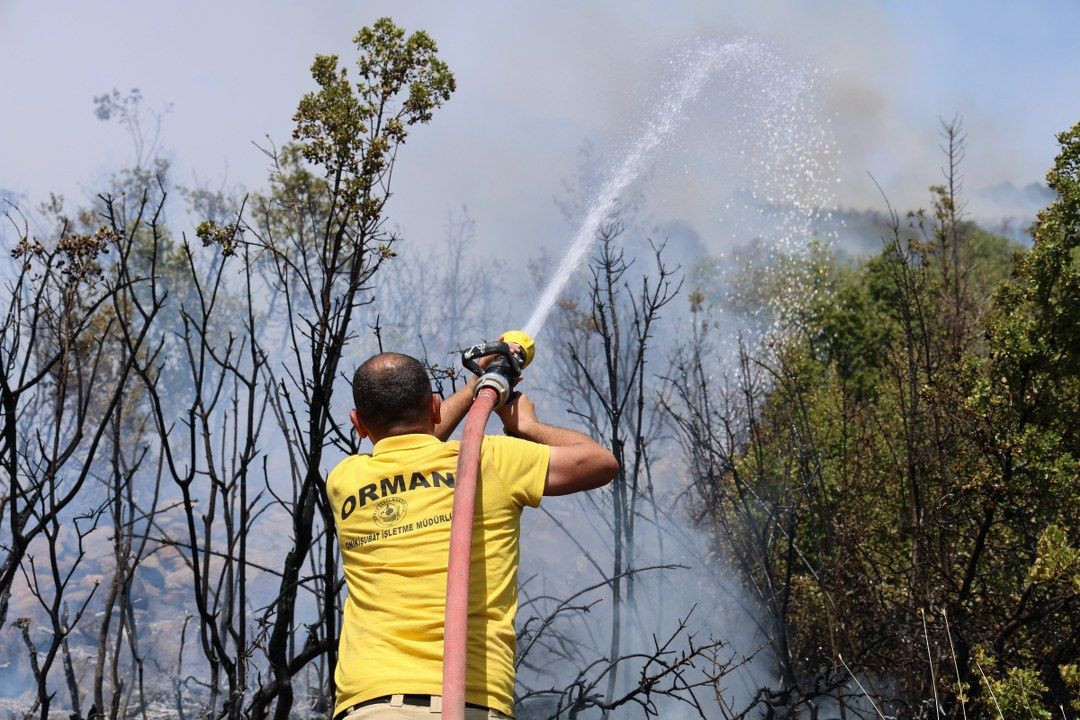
[2,1,1078,256]
[873,0,1080,178]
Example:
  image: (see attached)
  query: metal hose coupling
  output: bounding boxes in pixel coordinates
[460,330,536,409]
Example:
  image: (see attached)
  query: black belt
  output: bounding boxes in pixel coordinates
[334,694,490,720]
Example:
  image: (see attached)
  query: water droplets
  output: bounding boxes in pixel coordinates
[523,37,840,351]
[524,39,763,337]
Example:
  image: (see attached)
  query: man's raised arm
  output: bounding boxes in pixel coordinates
[433,375,479,441]
[496,393,618,496]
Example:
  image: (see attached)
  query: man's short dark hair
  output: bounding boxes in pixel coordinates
[352,352,432,434]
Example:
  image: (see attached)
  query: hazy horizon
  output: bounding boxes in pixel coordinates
[4,1,1079,258]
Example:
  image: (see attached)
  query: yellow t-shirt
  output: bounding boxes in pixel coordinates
[326,433,550,717]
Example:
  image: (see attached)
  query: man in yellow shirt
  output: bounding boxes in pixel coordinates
[326,351,618,720]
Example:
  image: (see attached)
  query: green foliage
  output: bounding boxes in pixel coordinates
[195,219,238,256]
[1061,663,1080,712]
[975,647,1052,720]
[974,121,1080,473]
[292,17,455,217]
[803,261,889,397]
[1027,523,1080,590]
[679,122,1080,718]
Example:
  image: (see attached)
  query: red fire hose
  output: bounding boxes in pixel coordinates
[442,331,534,719]
[441,386,499,720]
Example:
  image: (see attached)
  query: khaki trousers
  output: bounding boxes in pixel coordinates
[342,695,512,720]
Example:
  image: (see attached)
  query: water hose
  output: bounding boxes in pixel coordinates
[442,331,535,720]
[442,385,497,719]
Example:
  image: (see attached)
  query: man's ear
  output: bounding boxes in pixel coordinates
[350,409,369,440]
[430,393,442,427]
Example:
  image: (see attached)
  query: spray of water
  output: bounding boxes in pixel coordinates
[523,39,761,338]
[516,42,838,713]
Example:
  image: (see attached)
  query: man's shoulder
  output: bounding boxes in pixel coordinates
[326,453,371,488]
[480,434,551,465]
[481,434,543,450]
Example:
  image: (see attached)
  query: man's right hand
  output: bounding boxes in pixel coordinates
[495,392,538,438]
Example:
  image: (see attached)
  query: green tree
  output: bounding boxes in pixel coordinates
[177,17,455,718]
[667,121,1080,718]
[962,121,1080,713]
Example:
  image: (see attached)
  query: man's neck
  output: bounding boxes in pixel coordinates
[368,425,435,446]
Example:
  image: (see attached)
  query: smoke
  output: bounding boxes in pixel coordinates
[3,0,1076,267]
[516,493,777,716]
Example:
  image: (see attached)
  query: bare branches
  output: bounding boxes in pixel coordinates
[518,608,734,720]
[544,222,695,716]
[0,190,164,631]
[17,504,103,720]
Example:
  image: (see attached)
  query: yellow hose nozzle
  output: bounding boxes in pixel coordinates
[500,330,535,368]
[462,330,536,408]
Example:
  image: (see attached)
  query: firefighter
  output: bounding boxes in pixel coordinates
[327,350,618,719]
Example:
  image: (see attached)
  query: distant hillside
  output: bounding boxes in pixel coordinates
[817,181,1048,257]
